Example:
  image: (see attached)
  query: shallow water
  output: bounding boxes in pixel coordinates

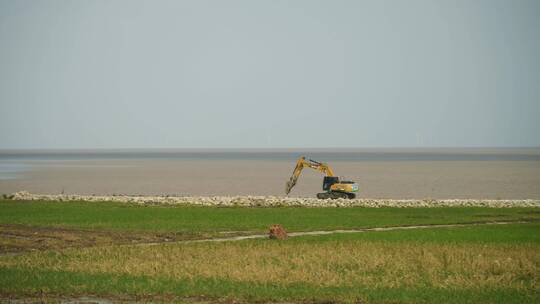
[1,148,539,199]
[0,163,31,180]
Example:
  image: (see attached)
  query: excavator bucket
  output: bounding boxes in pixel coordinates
[285,157,305,195]
[285,180,293,195]
[285,177,297,195]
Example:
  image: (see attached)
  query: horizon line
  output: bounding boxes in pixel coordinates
[1,146,540,153]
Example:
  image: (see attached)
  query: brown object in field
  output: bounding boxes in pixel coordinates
[269,224,288,240]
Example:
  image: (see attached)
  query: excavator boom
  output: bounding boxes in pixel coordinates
[285,157,334,195]
[285,156,358,199]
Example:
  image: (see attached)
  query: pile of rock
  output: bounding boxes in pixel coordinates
[268,224,288,240]
[9,191,540,208]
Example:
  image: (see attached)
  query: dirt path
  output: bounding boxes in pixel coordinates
[140,220,534,246]
[0,224,218,254]
[1,220,535,255]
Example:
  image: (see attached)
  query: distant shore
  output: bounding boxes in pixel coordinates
[2,147,540,161]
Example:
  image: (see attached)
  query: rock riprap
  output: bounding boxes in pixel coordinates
[8,191,540,208]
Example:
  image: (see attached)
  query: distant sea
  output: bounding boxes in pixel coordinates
[1,148,540,162]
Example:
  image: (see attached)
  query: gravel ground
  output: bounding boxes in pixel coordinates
[8,191,540,208]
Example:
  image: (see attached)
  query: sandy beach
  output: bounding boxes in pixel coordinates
[1,157,540,199]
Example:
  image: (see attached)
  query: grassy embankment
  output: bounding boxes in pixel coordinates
[0,199,539,303]
[1,199,539,232]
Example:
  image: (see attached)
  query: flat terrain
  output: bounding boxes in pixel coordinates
[0,199,539,303]
[2,158,540,199]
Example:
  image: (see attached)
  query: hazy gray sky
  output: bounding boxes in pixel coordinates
[1,0,539,149]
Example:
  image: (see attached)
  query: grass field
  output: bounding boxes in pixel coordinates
[0,199,539,303]
[2,200,539,232]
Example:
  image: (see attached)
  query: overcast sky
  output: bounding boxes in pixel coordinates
[0,0,539,149]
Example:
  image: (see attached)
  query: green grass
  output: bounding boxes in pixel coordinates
[1,199,539,303]
[2,223,539,303]
[292,222,540,244]
[1,199,538,233]
[1,267,537,304]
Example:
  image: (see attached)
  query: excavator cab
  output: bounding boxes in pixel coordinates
[322,176,340,191]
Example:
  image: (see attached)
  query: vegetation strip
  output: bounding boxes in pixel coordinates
[2,268,537,304]
[3,200,538,234]
[138,220,534,245]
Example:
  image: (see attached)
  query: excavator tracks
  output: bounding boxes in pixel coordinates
[317,191,356,200]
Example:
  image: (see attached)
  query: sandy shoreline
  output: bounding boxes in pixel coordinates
[9,191,540,208]
[1,159,540,199]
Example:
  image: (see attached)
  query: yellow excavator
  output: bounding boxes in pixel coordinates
[285,156,359,199]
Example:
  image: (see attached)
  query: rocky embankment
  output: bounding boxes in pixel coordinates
[8,191,540,208]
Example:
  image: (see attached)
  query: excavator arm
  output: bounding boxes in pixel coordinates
[285,156,335,195]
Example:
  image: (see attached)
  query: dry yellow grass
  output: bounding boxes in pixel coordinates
[2,240,538,290]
